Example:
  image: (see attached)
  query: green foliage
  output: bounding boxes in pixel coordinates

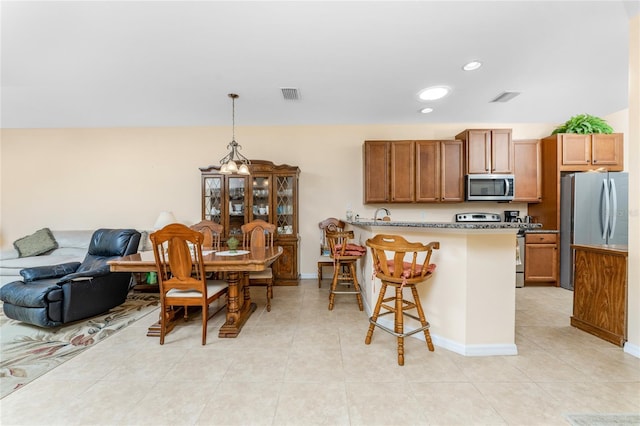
[552,114,614,135]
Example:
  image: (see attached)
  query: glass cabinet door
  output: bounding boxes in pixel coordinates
[203,176,223,225]
[276,175,295,236]
[251,175,271,222]
[228,176,246,237]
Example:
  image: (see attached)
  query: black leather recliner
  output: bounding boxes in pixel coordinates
[0,228,141,327]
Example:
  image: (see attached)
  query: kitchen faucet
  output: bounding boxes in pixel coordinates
[374,207,390,221]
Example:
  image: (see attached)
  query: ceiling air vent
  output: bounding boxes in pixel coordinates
[490,91,521,103]
[280,87,300,101]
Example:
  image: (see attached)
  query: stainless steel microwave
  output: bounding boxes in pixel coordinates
[466,174,515,201]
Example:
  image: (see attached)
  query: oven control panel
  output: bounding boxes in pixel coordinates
[455,212,501,222]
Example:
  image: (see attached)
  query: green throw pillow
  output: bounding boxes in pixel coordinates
[13,228,59,258]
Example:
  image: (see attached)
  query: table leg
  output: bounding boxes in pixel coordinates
[219,270,256,337]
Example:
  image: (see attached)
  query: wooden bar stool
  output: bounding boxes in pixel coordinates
[326,229,365,311]
[365,234,439,365]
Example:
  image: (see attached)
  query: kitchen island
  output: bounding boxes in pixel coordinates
[347,220,540,356]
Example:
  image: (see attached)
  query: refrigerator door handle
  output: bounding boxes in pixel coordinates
[609,178,618,240]
[601,178,610,240]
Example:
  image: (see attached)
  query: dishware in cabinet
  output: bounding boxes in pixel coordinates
[251,175,271,222]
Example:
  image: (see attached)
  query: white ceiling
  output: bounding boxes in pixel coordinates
[1,1,637,129]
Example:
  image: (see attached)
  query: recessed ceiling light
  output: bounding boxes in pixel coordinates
[418,86,450,101]
[462,61,482,71]
[420,107,434,114]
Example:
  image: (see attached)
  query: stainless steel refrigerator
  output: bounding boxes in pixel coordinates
[560,171,629,290]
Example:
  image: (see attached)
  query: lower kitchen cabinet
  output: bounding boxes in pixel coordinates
[571,244,628,346]
[524,232,558,285]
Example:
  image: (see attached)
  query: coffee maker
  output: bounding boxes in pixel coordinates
[504,210,520,222]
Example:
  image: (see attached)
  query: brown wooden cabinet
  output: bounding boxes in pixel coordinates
[571,244,627,346]
[455,129,513,174]
[364,140,463,203]
[524,232,558,285]
[513,139,542,202]
[200,160,300,285]
[415,140,464,202]
[559,133,623,171]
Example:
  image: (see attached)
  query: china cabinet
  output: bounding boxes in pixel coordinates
[200,160,300,284]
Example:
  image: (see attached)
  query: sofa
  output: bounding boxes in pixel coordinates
[0,230,95,288]
[0,229,141,327]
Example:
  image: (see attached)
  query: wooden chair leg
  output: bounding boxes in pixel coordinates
[395,286,405,366]
[350,263,364,311]
[201,304,207,345]
[266,282,272,312]
[411,286,434,351]
[328,262,340,310]
[317,263,322,287]
[365,283,387,344]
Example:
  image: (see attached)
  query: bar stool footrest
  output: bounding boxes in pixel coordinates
[368,312,430,338]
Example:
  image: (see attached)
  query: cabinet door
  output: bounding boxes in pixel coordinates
[525,243,558,282]
[466,130,491,174]
[275,175,296,236]
[592,133,623,168]
[364,141,389,203]
[491,129,513,173]
[415,141,440,202]
[227,176,247,237]
[440,140,464,202]
[202,175,223,224]
[561,134,591,167]
[513,139,541,202]
[390,140,415,202]
[250,175,271,223]
[272,238,299,284]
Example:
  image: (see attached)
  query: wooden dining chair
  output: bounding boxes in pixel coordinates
[150,223,228,345]
[190,220,223,250]
[241,219,276,311]
[317,218,345,288]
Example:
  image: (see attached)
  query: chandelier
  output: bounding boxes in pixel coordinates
[219,93,250,175]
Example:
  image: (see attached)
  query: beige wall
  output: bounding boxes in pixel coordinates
[0,122,554,269]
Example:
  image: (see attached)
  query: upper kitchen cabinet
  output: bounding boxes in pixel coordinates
[513,139,542,202]
[455,129,513,174]
[363,140,463,204]
[363,141,390,203]
[415,140,464,202]
[551,133,624,171]
[364,140,414,203]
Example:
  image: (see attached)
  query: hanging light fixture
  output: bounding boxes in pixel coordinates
[219,93,250,175]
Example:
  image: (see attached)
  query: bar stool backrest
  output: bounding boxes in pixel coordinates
[366,234,439,284]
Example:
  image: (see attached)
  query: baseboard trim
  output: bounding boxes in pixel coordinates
[624,341,640,358]
[374,316,518,356]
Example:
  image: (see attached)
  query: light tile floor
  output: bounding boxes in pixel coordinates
[1,281,639,425]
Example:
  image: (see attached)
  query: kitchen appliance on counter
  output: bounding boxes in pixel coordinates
[455,212,501,222]
[504,210,520,222]
[560,171,629,290]
[466,174,515,202]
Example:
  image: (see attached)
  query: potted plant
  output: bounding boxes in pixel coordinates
[551,114,614,135]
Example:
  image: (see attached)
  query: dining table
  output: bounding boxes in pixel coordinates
[107,246,283,338]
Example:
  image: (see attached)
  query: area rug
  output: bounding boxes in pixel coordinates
[566,414,640,425]
[0,293,159,399]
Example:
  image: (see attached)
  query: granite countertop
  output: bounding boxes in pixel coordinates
[347,220,543,231]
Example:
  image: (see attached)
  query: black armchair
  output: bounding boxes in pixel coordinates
[0,229,141,327]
